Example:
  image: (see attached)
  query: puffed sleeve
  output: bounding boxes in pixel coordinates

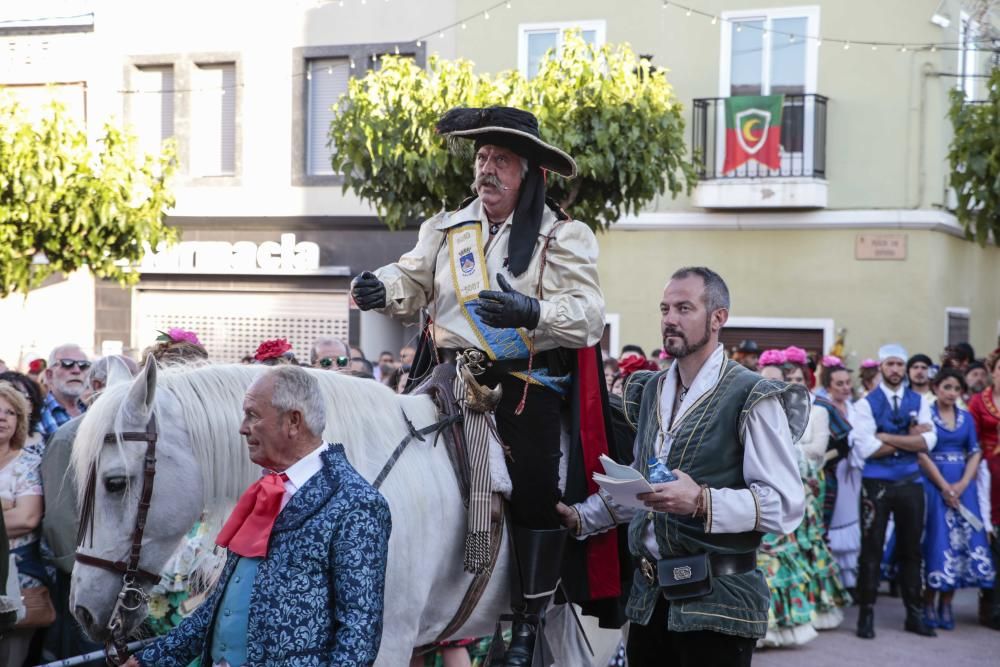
[707,397,805,535]
[534,220,605,349]
[373,212,447,321]
[797,405,829,467]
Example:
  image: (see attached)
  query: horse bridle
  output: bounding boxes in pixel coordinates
[75,413,160,665]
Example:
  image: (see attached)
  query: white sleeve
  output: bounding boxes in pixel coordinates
[798,406,829,466]
[573,488,638,540]
[706,396,805,535]
[918,394,938,452]
[978,459,993,529]
[852,398,882,460]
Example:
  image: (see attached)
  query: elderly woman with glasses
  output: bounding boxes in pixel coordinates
[0,381,51,665]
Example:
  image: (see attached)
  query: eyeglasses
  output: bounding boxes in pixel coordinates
[57,359,92,371]
[319,356,349,369]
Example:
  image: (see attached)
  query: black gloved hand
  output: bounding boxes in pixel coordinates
[351,271,386,311]
[477,273,541,330]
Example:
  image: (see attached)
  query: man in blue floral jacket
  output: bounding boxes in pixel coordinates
[125,365,392,667]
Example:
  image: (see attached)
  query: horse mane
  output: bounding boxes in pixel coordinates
[73,362,443,530]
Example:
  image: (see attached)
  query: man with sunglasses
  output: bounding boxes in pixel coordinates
[309,336,351,371]
[39,344,90,437]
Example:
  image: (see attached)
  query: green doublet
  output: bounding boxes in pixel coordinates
[623,361,808,638]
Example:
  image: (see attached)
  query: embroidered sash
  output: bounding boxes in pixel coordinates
[447,221,569,394]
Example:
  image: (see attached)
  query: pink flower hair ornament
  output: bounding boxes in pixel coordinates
[821,355,845,369]
[783,346,809,366]
[758,349,787,367]
[860,358,879,369]
[156,328,202,346]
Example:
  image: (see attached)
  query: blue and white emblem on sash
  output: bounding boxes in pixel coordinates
[459,250,476,276]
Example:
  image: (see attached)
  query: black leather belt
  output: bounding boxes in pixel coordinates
[635,551,757,584]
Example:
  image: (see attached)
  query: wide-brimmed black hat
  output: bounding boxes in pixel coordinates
[436,106,577,178]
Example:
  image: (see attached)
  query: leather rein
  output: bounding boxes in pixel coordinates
[75,413,160,665]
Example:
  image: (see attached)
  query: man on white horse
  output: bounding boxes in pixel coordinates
[124,365,392,666]
[352,106,607,666]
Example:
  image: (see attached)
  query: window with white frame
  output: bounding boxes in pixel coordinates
[132,65,175,159]
[191,62,236,176]
[718,6,820,172]
[518,20,606,79]
[306,58,350,176]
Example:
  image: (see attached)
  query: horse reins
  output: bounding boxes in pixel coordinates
[75,413,161,666]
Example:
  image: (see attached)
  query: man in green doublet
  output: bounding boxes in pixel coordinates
[558,267,809,666]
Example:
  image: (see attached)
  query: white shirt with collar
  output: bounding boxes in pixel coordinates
[574,344,805,552]
[277,441,329,510]
[852,382,937,461]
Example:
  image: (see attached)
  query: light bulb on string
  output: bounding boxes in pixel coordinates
[662,1,668,8]
[439,30,445,39]
[461,22,467,29]
[789,34,795,43]
[327,65,333,74]
[871,44,877,51]
[506,1,511,8]
[736,23,742,32]
[843,41,851,50]
[350,58,356,69]
[686,8,692,16]
[484,10,489,19]
[930,45,937,52]
[394,45,399,54]
[416,39,422,47]
[306,69,312,80]
[899,45,907,52]
[711,16,717,25]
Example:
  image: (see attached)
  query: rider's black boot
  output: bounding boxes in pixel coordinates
[501,526,567,667]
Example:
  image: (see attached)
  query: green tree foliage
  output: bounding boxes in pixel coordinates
[947,67,1000,245]
[0,98,176,297]
[329,32,695,231]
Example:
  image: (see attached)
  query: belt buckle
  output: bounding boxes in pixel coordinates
[458,348,488,376]
[639,557,656,585]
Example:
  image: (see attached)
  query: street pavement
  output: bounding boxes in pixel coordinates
[755,588,999,666]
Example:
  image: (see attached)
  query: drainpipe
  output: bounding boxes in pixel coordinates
[915,62,934,210]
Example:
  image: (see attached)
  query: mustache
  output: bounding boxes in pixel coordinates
[663,329,686,338]
[472,173,505,192]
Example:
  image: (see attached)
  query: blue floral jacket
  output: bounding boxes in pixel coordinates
[136,444,392,667]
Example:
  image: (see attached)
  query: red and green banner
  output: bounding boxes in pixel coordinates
[723,95,784,173]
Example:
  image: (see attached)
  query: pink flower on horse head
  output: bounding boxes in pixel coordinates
[860,358,879,369]
[758,349,787,367]
[167,327,202,346]
[821,355,844,369]
[783,346,808,366]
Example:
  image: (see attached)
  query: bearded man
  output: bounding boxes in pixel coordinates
[39,343,90,437]
[351,106,611,666]
[557,267,808,666]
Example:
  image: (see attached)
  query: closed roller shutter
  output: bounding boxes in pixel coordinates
[134,289,348,363]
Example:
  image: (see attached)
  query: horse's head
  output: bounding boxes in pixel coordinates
[70,355,206,640]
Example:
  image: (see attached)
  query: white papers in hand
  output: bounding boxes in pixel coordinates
[592,454,654,510]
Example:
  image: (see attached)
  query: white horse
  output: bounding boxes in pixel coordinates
[69,358,591,665]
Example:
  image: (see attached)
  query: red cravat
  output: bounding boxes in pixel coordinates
[216,472,289,557]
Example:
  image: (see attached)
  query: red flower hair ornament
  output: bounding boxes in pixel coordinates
[254,338,292,362]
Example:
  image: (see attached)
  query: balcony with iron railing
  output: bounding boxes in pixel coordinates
[690,93,829,208]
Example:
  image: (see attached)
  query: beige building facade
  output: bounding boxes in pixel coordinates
[0,0,997,370]
[454,0,1000,364]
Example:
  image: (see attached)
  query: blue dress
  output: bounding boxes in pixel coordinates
[922,404,995,591]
